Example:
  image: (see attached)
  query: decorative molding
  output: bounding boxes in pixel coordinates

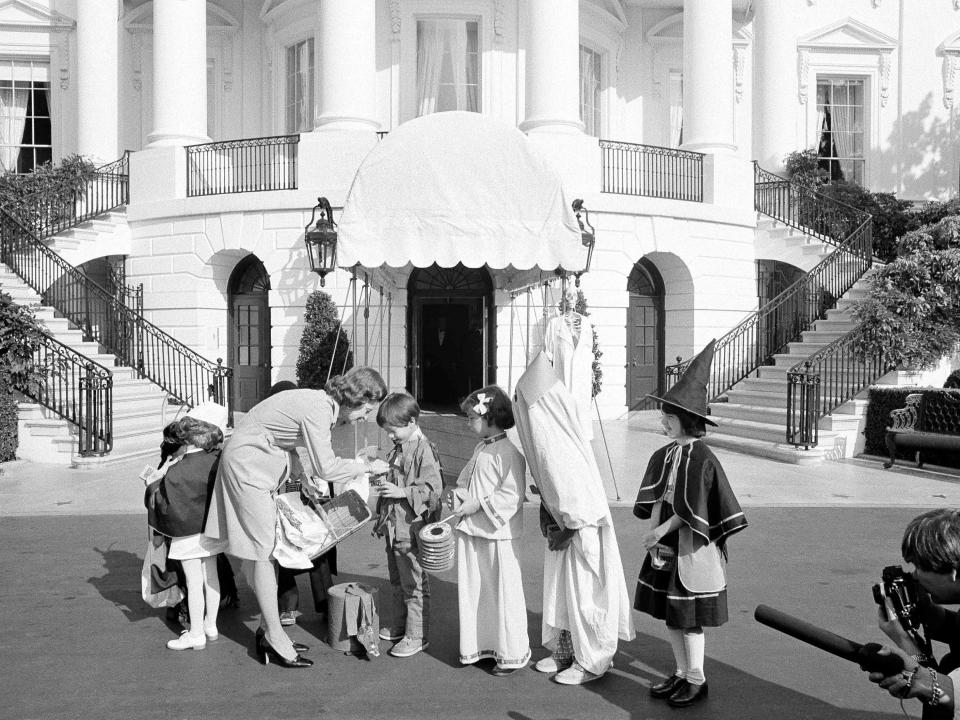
[797,17,898,53]
[879,51,891,106]
[733,44,747,103]
[798,49,810,104]
[943,51,960,108]
[872,0,881,7]
[389,0,401,34]
[222,33,235,92]
[954,0,959,10]
[130,30,144,92]
[493,0,504,37]
[615,35,624,80]
[56,32,69,90]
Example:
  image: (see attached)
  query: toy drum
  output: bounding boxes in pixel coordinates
[418,520,455,573]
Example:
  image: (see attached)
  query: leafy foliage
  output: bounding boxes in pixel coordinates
[0,293,46,462]
[783,149,828,190]
[295,290,353,390]
[0,154,97,233]
[853,217,960,370]
[573,288,603,398]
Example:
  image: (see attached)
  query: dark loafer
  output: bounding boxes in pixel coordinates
[668,681,709,708]
[491,665,522,677]
[650,674,686,699]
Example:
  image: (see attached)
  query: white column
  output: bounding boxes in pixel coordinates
[681,0,736,153]
[753,0,797,170]
[317,0,378,131]
[520,0,583,134]
[148,0,208,146]
[77,0,119,162]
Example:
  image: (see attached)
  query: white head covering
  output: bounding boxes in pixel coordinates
[186,402,228,433]
[513,352,608,529]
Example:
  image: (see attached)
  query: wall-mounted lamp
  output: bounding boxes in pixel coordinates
[304,196,338,286]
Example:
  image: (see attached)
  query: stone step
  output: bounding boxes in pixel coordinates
[723,388,788,408]
[704,432,828,465]
[710,403,788,424]
[799,330,849,344]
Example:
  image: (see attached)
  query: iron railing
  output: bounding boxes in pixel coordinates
[9,152,129,240]
[754,165,868,250]
[600,140,703,202]
[0,210,233,420]
[786,326,895,448]
[21,332,114,456]
[663,166,873,404]
[186,134,299,197]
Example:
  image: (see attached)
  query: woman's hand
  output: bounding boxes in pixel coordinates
[878,599,920,653]
[866,645,919,699]
[375,482,406,500]
[456,497,481,517]
[366,458,390,476]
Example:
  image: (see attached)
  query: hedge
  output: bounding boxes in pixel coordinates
[864,386,960,469]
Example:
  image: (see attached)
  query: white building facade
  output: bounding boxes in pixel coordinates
[2,0,959,449]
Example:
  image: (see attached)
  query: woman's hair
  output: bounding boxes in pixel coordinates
[461,385,514,430]
[376,392,420,428]
[661,402,707,439]
[159,420,185,467]
[178,416,223,452]
[267,380,298,397]
[325,366,388,407]
[902,509,960,573]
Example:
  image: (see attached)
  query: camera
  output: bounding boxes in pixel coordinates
[873,565,931,655]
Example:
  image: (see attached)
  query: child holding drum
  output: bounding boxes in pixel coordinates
[444,386,530,677]
[372,392,443,658]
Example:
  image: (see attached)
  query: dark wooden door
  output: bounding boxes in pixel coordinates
[228,256,271,413]
[627,260,664,411]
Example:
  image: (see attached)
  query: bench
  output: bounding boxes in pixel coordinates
[884,389,960,469]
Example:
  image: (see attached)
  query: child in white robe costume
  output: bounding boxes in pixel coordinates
[445,386,531,675]
[514,352,634,684]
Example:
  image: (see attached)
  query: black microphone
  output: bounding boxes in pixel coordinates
[755,604,905,675]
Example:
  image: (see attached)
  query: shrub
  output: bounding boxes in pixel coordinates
[573,288,603,398]
[783,149,828,189]
[818,182,914,262]
[295,290,354,390]
[0,292,46,462]
[853,218,960,370]
[0,154,97,233]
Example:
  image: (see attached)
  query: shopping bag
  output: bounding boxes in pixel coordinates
[273,492,336,569]
[140,536,183,608]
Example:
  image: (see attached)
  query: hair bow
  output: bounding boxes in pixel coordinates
[473,393,491,417]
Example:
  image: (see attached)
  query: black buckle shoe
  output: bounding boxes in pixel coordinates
[650,674,686,699]
[668,680,709,708]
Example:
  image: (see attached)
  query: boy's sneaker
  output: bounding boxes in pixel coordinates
[555,661,604,685]
[279,611,297,627]
[389,637,429,657]
[379,627,405,642]
[534,655,573,673]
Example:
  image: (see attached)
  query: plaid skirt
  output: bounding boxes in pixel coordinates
[634,552,728,629]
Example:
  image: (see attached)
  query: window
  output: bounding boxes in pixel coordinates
[816,77,865,184]
[579,45,601,137]
[416,19,479,116]
[668,72,683,148]
[285,38,314,133]
[0,60,51,173]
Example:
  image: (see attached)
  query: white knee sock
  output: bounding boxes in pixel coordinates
[667,628,688,678]
[683,629,706,685]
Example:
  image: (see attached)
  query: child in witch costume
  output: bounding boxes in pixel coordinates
[633,340,748,708]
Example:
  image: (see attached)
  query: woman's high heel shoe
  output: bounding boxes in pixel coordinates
[255,632,313,668]
[255,627,309,653]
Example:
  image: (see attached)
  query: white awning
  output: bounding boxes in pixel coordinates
[337,112,585,272]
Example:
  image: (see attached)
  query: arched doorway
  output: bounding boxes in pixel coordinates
[408,264,494,409]
[626,258,665,411]
[228,255,271,413]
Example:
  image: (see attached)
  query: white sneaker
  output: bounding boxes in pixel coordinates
[555,661,603,685]
[534,656,573,673]
[166,631,206,651]
[279,611,297,627]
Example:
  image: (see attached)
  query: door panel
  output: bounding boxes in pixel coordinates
[627,294,660,410]
[232,295,270,413]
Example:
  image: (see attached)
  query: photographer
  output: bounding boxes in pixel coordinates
[869,509,960,718]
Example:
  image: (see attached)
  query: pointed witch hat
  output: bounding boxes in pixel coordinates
[647,339,717,426]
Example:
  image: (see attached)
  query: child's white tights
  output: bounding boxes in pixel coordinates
[181,556,221,637]
[667,627,705,685]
